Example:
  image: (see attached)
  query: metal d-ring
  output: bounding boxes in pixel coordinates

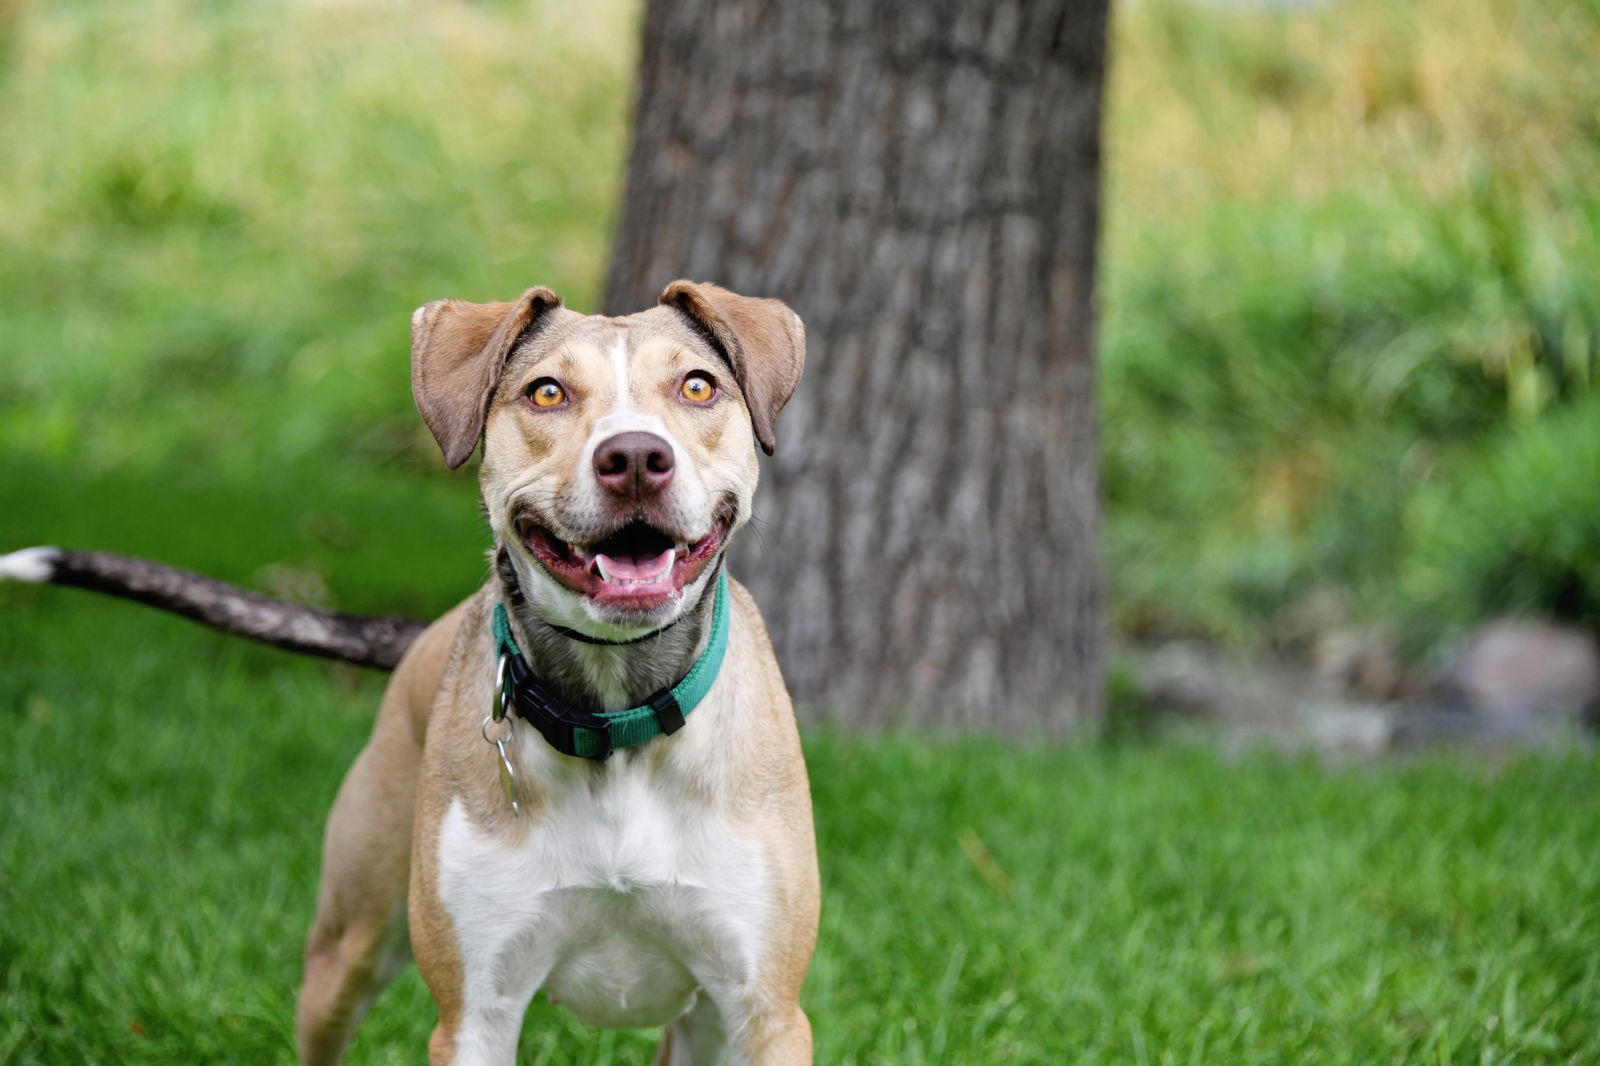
[492,654,510,724]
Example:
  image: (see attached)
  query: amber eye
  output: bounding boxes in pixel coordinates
[527,379,566,408]
[680,373,715,404]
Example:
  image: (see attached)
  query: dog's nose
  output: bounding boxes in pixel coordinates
[593,431,675,498]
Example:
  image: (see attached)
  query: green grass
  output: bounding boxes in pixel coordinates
[1,461,1598,1062]
[4,591,1599,1063]
[3,467,1595,1064]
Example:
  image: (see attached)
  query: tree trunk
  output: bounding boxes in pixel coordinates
[606,0,1108,731]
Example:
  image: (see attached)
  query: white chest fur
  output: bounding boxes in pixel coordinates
[435,754,770,1038]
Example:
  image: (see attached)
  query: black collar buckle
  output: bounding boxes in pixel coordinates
[502,650,614,761]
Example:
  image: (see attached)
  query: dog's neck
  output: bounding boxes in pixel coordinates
[494,547,718,715]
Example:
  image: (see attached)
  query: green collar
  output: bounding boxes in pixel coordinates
[490,570,730,760]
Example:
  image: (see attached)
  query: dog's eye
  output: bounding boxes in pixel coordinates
[527,379,566,408]
[680,373,715,404]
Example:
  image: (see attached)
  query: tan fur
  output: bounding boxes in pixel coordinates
[296,600,467,1064]
[297,283,818,1065]
[411,286,565,469]
[660,281,805,456]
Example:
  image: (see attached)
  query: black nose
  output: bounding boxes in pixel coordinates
[593,431,675,499]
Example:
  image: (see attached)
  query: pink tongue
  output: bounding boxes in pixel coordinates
[595,549,675,582]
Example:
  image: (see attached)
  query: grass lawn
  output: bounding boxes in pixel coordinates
[3,558,1598,1063]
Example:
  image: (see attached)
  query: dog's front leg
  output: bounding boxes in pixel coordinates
[413,900,541,1066]
[654,994,809,1066]
[652,993,729,1066]
[427,994,537,1066]
[729,1004,812,1066]
[411,817,543,1066]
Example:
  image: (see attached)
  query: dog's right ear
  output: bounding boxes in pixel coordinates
[410,287,564,469]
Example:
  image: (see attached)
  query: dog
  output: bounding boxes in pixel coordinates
[1,280,819,1065]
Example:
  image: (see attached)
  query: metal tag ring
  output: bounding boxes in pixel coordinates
[482,714,514,746]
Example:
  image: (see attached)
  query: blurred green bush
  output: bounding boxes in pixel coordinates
[0,0,633,482]
[2,0,1596,654]
[1102,0,1600,649]
[1399,393,1600,650]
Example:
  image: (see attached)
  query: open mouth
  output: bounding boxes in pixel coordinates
[516,507,731,614]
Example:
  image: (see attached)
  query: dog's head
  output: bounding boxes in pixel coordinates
[410,281,804,637]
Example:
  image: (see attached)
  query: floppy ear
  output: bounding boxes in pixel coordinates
[659,280,806,455]
[410,286,563,469]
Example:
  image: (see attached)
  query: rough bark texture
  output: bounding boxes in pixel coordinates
[606,0,1108,730]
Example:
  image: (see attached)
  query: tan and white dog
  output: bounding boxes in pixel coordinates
[3,281,819,1065]
[306,281,819,1065]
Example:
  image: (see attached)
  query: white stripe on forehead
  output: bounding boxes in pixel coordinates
[608,335,632,413]
[590,333,668,440]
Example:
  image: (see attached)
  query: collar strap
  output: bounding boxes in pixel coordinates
[490,571,730,761]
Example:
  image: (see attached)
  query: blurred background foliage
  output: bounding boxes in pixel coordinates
[2,0,1598,656]
[1,0,637,614]
[1102,0,1600,655]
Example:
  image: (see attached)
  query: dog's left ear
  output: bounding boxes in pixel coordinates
[411,287,564,469]
[660,280,806,455]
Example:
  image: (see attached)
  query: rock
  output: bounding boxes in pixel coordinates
[1269,585,1352,657]
[1297,701,1394,759]
[1131,641,1232,717]
[1311,625,1404,699]
[1126,640,1398,757]
[1438,618,1600,727]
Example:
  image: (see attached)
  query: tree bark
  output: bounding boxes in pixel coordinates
[606,0,1108,731]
